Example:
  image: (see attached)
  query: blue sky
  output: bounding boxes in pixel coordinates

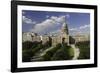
[22,10,90,35]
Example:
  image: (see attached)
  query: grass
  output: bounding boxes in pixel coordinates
[75,41,90,59]
[22,41,75,62]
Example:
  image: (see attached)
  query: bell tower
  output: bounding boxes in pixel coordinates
[61,17,69,45]
[61,17,69,34]
[61,17,69,35]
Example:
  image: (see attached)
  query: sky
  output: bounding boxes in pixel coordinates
[22,10,90,36]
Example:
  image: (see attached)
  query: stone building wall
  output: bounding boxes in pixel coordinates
[51,36,61,46]
[41,36,50,45]
[22,32,32,42]
[22,32,89,46]
[73,35,90,43]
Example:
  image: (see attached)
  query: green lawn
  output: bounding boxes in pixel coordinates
[75,41,90,59]
[22,41,74,62]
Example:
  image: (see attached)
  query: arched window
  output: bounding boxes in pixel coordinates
[62,37,65,44]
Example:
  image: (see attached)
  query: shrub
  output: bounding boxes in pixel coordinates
[22,41,43,62]
[42,43,62,61]
[22,49,33,62]
[51,49,68,60]
[51,44,74,60]
[22,41,34,50]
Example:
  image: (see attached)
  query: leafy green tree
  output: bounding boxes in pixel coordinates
[22,41,43,62]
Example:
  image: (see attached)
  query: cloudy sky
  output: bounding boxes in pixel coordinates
[22,10,90,36]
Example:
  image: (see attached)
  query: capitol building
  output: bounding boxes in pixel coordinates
[22,19,89,46]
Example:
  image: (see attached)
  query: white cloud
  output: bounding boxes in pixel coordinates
[69,28,77,31]
[79,24,90,29]
[22,16,36,24]
[30,15,67,34]
[69,24,90,35]
[51,16,66,23]
[50,29,61,34]
[46,15,50,18]
[30,18,56,33]
[65,14,70,18]
[69,24,90,31]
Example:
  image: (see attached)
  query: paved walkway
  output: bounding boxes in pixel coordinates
[31,46,54,61]
[31,45,80,61]
[71,45,80,60]
[40,46,54,56]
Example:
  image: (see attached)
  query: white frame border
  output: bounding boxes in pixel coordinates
[17,5,94,68]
